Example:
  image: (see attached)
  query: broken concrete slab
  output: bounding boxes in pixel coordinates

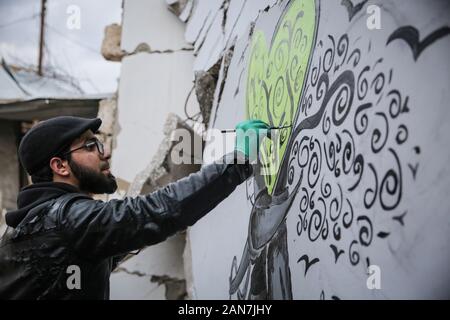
[208,27,249,132]
[178,0,194,22]
[166,0,191,22]
[192,9,226,71]
[194,60,221,128]
[208,45,234,127]
[193,8,224,55]
[185,0,223,45]
[151,275,187,300]
[223,0,278,49]
[201,34,248,164]
[101,23,125,62]
[127,113,202,196]
[97,97,117,136]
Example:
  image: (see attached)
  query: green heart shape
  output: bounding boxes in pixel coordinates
[246,0,317,195]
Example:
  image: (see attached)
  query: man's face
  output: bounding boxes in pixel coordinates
[67,130,117,194]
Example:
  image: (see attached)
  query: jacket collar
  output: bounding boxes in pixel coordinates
[5,182,84,228]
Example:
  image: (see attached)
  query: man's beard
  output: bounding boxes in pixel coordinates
[69,158,117,194]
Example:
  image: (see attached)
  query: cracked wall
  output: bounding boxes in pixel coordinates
[110,232,187,300]
[108,0,202,300]
[185,0,450,299]
[110,0,450,299]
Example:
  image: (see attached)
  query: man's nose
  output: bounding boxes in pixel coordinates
[101,144,112,160]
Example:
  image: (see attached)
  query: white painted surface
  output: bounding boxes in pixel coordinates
[112,0,450,299]
[191,0,279,71]
[189,184,252,299]
[121,0,190,52]
[110,233,185,300]
[193,8,225,72]
[0,65,26,101]
[185,0,223,45]
[189,0,450,299]
[110,0,198,300]
[112,51,196,183]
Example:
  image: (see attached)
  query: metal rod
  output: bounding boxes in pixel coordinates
[38,0,46,76]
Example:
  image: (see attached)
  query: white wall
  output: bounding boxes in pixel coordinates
[110,0,198,300]
[112,0,450,299]
[112,50,196,183]
[188,0,450,299]
[110,233,186,300]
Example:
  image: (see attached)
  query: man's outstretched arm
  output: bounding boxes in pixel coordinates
[60,155,252,260]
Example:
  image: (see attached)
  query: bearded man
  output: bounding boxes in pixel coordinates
[0,116,269,299]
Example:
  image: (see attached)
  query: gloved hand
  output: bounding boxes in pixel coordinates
[234,119,271,163]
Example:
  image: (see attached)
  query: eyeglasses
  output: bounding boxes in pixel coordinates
[63,138,104,157]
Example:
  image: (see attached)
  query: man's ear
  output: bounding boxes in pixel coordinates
[49,157,70,177]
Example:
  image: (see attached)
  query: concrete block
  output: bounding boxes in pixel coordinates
[166,0,192,22]
[128,113,202,196]
[101,24,125,62]
[194,59,221,128]
[97,97,117,136]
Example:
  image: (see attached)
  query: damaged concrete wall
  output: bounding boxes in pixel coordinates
[110,0,449,299]
[183,0,450,299]
[110,231,187,300]
[127,113,201,196]
[109,0,201,300]
[101,24,125,62]
[111,52,197,187]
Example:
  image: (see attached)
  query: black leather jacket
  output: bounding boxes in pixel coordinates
[0,158,252,299]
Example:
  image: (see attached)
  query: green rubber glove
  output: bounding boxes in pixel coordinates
[235,119,271,163]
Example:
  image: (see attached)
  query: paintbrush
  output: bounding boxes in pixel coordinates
[221,125,292,133]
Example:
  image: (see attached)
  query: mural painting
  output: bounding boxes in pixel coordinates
[228,0,450,299]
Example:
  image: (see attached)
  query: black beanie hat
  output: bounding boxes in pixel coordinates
[18,116,102,175]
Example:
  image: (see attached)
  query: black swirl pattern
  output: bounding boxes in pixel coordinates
[285,32,417,270]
